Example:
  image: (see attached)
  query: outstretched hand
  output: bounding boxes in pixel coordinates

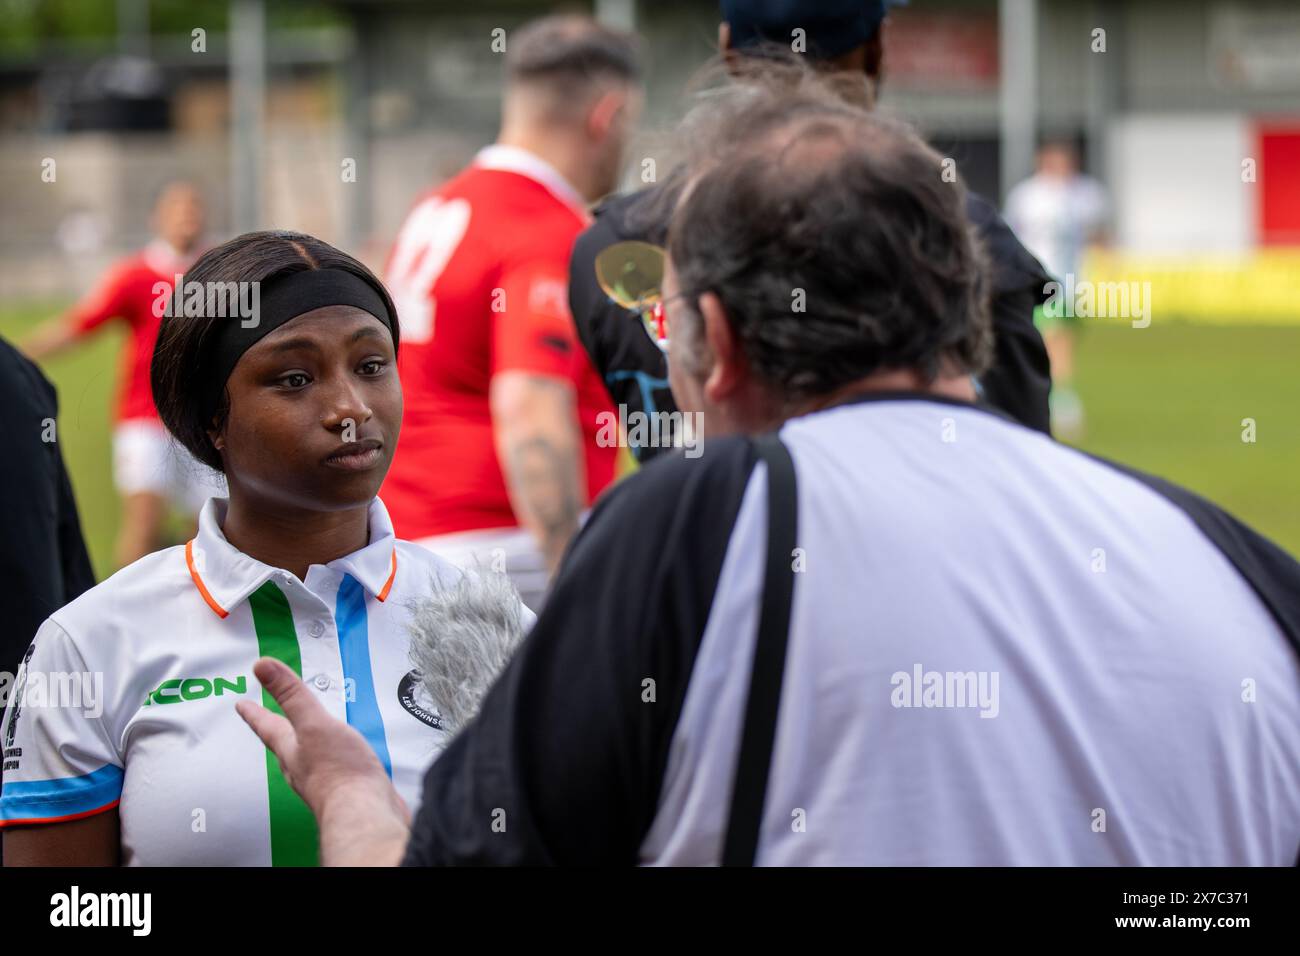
[236,657,412,866]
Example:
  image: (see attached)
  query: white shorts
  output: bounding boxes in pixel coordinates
[112,419,228,516]
[415,525,550,613]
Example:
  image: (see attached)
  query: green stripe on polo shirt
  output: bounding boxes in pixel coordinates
[248,580,319,867]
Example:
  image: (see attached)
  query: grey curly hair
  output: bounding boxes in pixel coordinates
[663,66,993,400]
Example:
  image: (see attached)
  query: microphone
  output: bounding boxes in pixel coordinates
[403,567,527,735]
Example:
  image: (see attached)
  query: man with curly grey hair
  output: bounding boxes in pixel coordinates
[240,85,1300,868]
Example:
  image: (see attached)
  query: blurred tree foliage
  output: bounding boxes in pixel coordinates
[0,0,345,52]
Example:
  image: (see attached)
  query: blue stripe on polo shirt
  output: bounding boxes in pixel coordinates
[0,763,124,822]
[335,574,393,778]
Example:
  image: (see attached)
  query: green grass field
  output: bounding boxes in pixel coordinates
[1070,321,1300,558]
[2,302,1298,580]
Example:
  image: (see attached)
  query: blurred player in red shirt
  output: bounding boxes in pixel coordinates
[382,16,641,608]
[24,181,226,568]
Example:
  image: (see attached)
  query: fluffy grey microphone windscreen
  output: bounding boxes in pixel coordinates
[403,569,527,735]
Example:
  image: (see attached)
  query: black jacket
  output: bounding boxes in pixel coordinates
[0,336,95,679]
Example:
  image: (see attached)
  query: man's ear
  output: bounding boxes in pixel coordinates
[699,291,745,403]
[587,88,626,142]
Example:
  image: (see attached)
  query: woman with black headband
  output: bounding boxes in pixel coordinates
[0,231,531,865]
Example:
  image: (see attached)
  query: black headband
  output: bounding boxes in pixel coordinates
[204,268,394,416]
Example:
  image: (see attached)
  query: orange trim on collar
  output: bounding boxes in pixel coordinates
[377,548,397,602]
[186,539,229,619]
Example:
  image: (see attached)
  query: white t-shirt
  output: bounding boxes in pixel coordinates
[643,400,1300,864]
[0,497,517,866]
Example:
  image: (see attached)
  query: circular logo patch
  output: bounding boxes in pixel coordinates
[398,671,445,730]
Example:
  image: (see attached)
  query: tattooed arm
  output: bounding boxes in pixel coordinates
[490,371,586,575]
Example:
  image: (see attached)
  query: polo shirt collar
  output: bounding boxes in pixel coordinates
[473,144,589,218]
[186,497,399,619]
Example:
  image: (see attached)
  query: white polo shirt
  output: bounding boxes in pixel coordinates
[0,496,500,866]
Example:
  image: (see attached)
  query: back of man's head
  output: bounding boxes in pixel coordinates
[667,80,991,408]
[504,15,641,126]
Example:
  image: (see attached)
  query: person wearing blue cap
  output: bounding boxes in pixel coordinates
[567,0,1056,459]
[719,0,895,64]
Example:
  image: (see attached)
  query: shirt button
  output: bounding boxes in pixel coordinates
[311,674,331,691]
[308,621,325,638]
[279,572,293,586]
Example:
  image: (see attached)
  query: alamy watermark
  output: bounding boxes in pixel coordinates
[152,276,260,327]
[595,404,704,459]
[50,886,151,936]
[890,663,1000,718]
[1,669,104,724]
[1043,274,1152,329]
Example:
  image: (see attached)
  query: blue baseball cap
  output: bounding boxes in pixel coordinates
[721,0,902,60]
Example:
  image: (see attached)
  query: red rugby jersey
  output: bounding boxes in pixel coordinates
[68,241,195,423]
[381,146,619,539]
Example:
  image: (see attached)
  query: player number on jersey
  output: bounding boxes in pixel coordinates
[386,196,472,344]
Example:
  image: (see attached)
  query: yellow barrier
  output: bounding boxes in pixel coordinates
[1083,249,1300,325]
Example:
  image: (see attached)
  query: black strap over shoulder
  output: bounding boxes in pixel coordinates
[722,432,799,867]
